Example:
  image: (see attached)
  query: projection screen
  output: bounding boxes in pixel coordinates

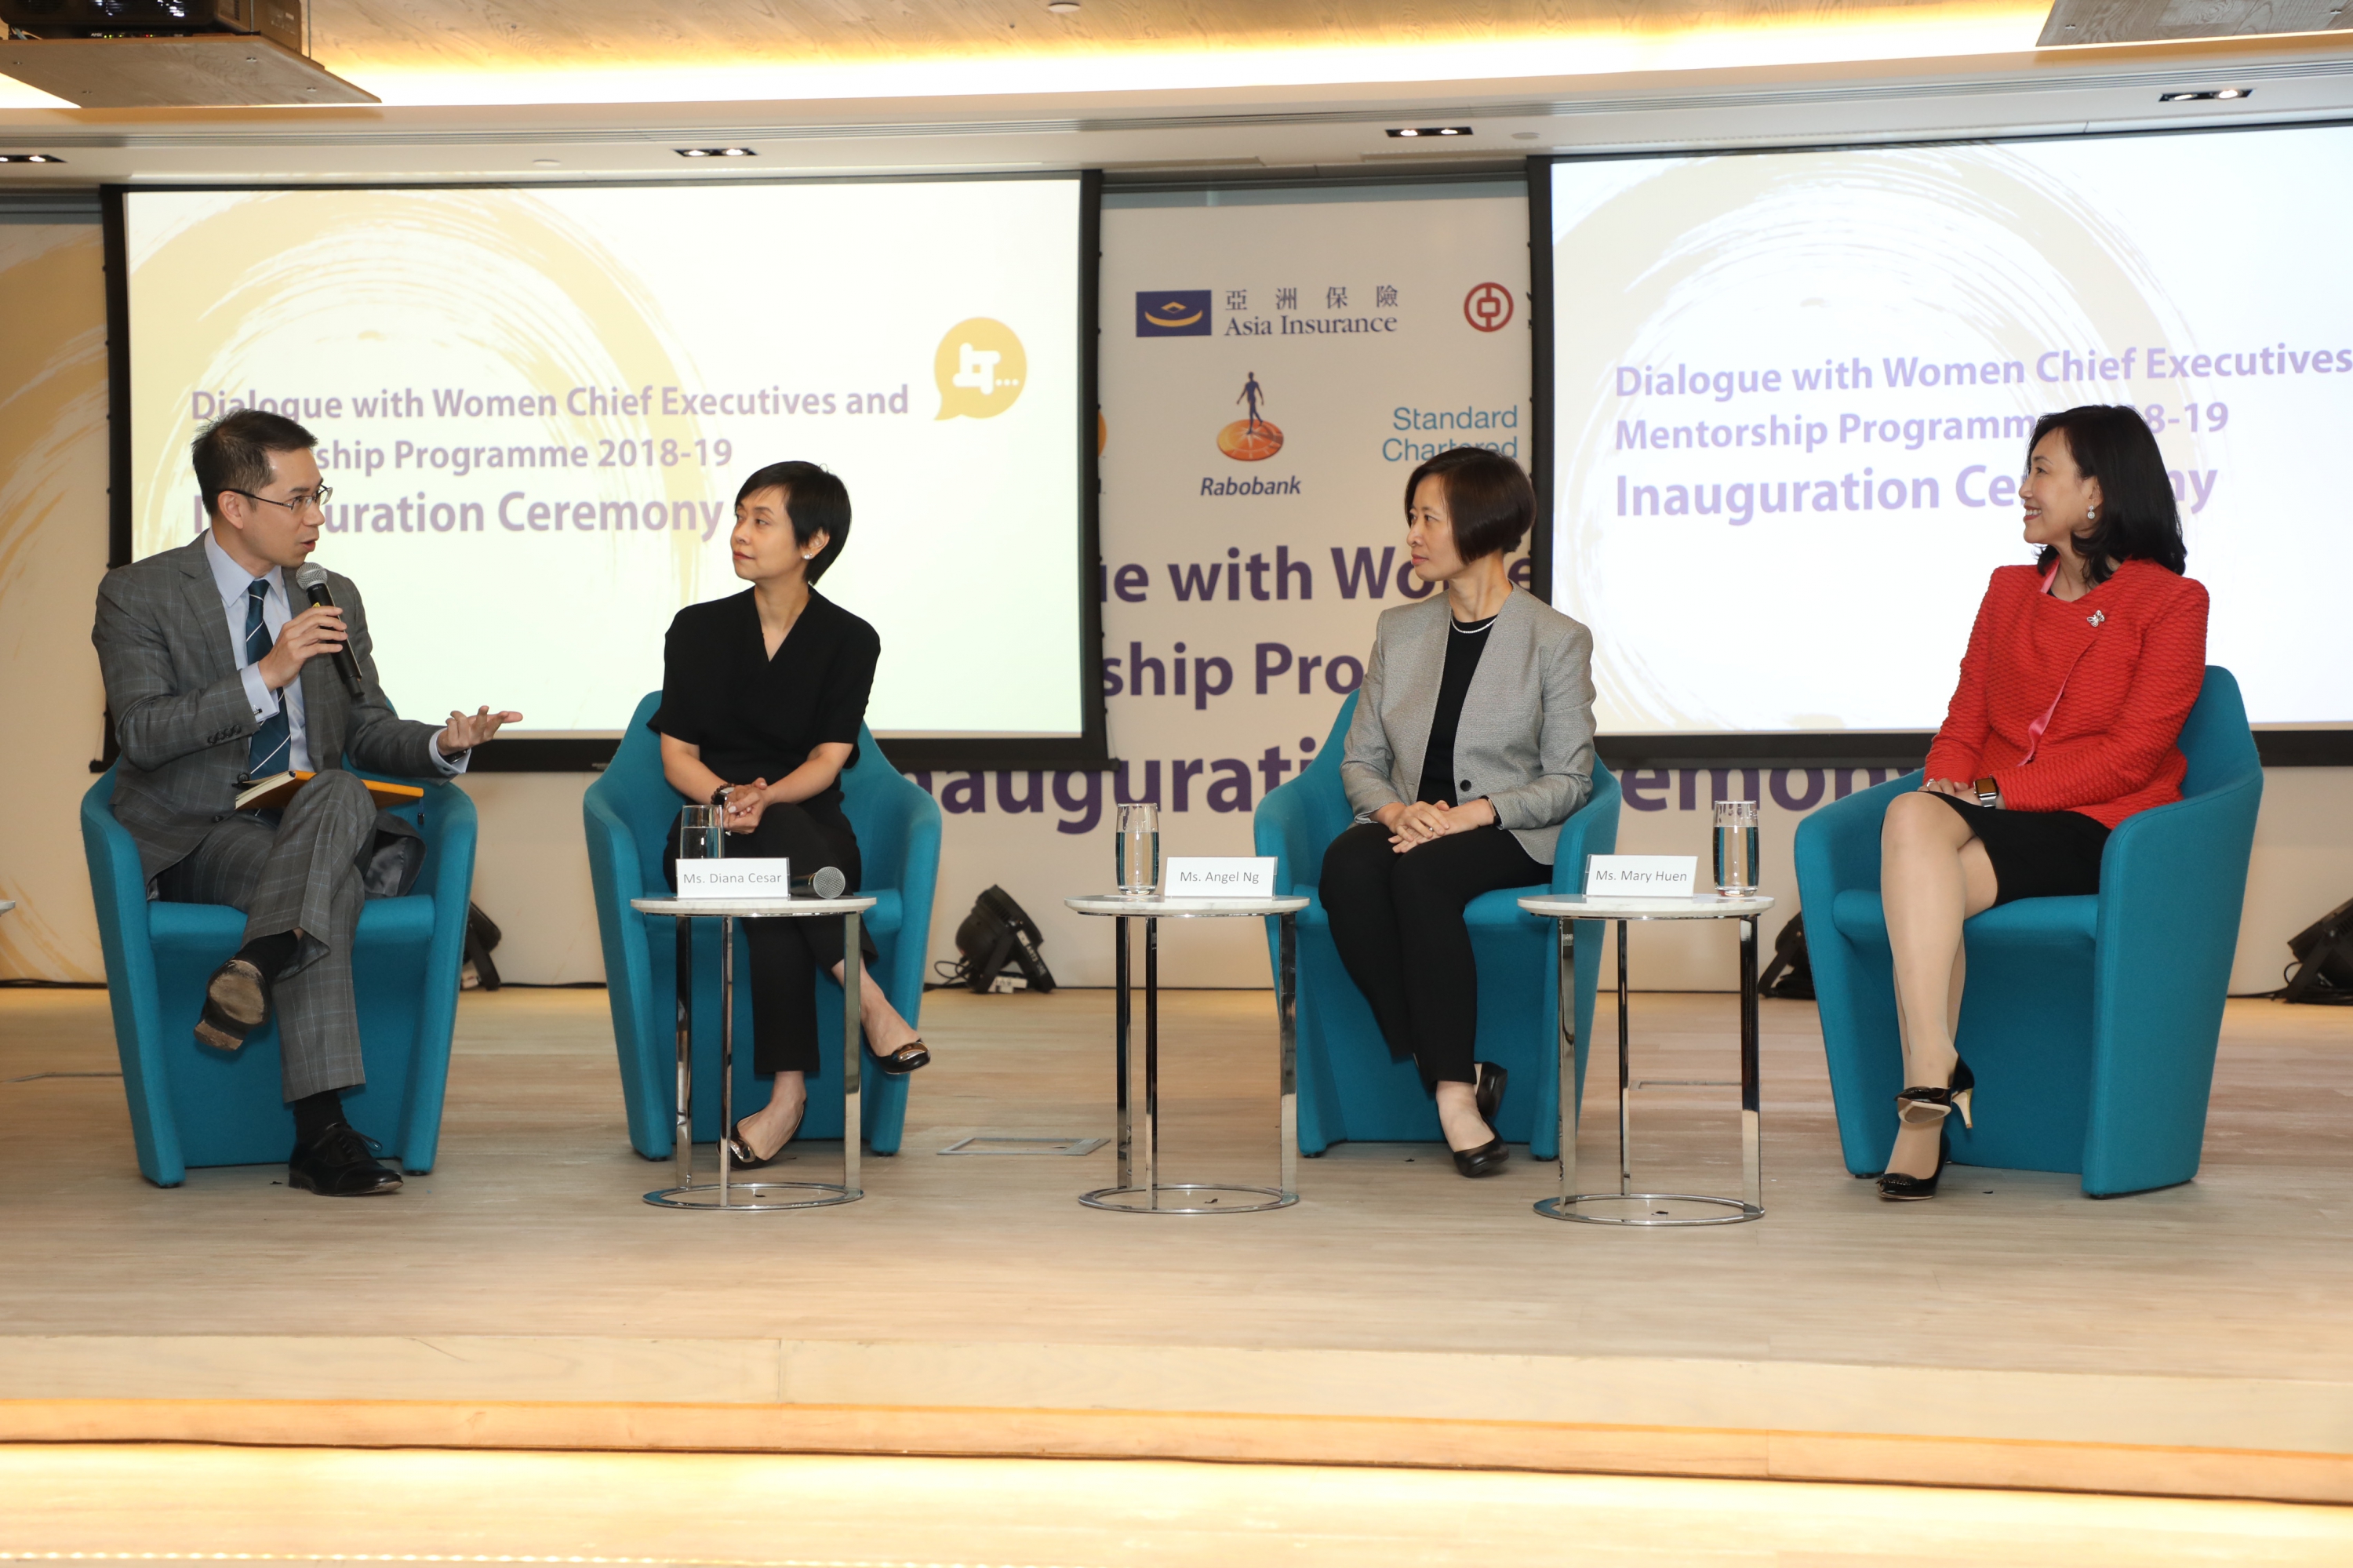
[1544,126,2353,748]
[115,176,1096,765]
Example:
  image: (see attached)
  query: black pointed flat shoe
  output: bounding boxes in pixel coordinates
[724,1103,803,1170]
[1450,1136,1510,1178]
[874,1040,930,1075]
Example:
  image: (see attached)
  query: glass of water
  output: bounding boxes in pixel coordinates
[1115,802,1161,897]
[1713,800,1759,897]
[675,803,725,866]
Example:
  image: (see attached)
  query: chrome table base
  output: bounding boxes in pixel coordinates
[635,902,867,1212]
[1522,899,1770,1228]
[1071,900,1303,1215]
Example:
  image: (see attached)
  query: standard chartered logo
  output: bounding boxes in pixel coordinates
[934,318,1027,420]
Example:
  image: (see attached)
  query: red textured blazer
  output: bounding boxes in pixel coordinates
[1922,558,2209,829]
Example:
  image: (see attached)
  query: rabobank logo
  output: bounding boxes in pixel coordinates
[1136,290,1211,337]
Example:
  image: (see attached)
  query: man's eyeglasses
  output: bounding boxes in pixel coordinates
[224,486,333,514]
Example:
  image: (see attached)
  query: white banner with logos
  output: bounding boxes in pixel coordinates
[910,184,1533,986]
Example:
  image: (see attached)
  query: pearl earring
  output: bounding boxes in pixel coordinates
[2086,507,2097,520]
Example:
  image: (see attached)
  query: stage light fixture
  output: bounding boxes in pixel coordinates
[0,153,64,162]
[1386,126,1472,138]
[675,147,758,158]
[2158,89,2253,101]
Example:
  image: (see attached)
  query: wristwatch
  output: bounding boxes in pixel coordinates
[711,784,737,807]
[1973,776,2002,809]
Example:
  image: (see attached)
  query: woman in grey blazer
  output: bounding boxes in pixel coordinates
[1326,448,1597,1177]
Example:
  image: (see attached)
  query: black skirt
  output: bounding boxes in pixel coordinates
[1926,791,2110,904]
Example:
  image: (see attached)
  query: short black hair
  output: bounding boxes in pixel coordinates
[193,409,315,520]
[1402,447,1535,563]
[736,460,851,583]
[2028,406,2186,584]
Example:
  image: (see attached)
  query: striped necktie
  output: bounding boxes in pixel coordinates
[244,577,292,780]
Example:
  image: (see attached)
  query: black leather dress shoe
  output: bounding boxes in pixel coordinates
[1451,1137,1510,1178]
[288,1123,403,1196]
[195,958,271,1051]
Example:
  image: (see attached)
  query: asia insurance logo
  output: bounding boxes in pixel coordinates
[1136,289,1212,337]
[1464,282,1515,333]
[1217,369,1284,461]
[934,318,1027,420]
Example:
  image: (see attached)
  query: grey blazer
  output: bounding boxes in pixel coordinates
[1340,587,1597,865]
[92,537,446,882]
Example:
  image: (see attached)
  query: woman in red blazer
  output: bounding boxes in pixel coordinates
[1877,405,2207,1200]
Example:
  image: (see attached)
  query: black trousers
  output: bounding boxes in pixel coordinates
[664,800,876,1075]
[1319,820,1547,1087]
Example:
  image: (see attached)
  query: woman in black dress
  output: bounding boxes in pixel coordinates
[654,460,929,1166]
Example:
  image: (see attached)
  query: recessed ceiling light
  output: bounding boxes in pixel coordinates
[675,147,758,158]
[1386,126,1472,139]
[0,153,64,163]
[2158,88,2253,102]
[1046,0,1081,12]
[533,158,561,167]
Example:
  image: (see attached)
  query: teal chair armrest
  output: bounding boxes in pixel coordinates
[2082,766,2263,1193]
[584,779,671,1155]
[80,769,185,1185]
[396,778,475,1172]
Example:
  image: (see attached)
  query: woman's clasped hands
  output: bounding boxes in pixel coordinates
[722,779,774,833]
[1376,797,1500,853]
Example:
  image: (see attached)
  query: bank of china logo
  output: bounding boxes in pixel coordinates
[1136,289,1211,337]
[1464,282,1515,333]
[934,318,1026,420]
[1217,369,1283,461]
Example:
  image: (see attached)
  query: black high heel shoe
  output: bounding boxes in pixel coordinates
[1473,1061,1507,1125]
[1877,1056,1974,1202]
[1449,1063,1510,1177]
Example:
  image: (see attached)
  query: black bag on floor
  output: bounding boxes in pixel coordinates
[1759,911,1816,1001]
[462,902,504,991]
[2282,897,2353,1005]
[933,884,1056,994]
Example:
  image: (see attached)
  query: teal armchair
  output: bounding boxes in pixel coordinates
[80,766,476,1186]
[1793,667,2263,1196]
[584,692,940,1156]
[1253,691,1620,1156]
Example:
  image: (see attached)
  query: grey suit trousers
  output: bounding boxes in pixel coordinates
[156,770,377,1101]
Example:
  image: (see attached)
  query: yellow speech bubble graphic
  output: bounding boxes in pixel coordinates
[934,318,1027,420]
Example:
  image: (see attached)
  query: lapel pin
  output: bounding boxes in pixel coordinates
[2088,610,2105,627]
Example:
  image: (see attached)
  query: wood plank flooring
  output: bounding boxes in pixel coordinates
[2,983,2350,1500]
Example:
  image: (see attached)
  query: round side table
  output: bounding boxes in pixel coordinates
[1517,893,1777,1227]
[628,893,876,1211]
[1064,893,1310,1213]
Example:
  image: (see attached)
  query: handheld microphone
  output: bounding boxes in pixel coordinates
[793,866,848,900]
[292,563,365,697]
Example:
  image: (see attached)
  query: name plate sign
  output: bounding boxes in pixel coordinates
[675,857,791,899]
[1584,854,1698,897]
[1162,856,1277,899]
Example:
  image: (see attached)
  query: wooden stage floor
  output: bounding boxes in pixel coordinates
[2,982,2350,1508]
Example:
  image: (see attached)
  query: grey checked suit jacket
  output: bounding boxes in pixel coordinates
[92,537,446,882]
[1340,587,1597,865]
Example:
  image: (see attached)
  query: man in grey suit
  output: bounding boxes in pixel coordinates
[93,410,521,1196]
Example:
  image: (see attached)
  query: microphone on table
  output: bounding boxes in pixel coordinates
[291,563,365,698]
[794,866,848,900]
